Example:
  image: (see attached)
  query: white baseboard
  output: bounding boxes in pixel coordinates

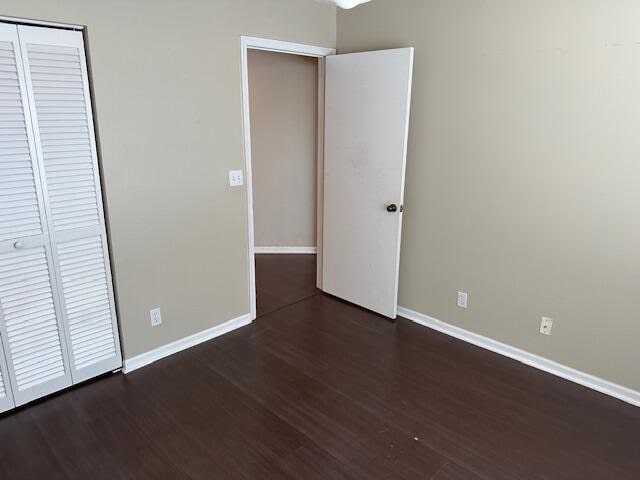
[397,306,640,408]
[255,246,317,254]
[123,313,252,373]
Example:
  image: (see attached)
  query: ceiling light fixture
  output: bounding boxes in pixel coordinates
[316,0,372,9]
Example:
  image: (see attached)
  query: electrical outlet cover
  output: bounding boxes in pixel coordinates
[540,317,553,336]
[150,308,162,327]
[457,291,468,309]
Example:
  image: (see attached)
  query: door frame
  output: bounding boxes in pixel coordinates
[240,36,335,320]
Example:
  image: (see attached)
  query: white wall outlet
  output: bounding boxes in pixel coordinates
[457,291,468,309]
[150,308,162,327]
[229,170,244,187]
[540,317,553,336]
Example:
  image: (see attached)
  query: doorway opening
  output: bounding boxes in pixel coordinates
[248,49,319,317]
[242,38,413,321]
[240,37,335,320]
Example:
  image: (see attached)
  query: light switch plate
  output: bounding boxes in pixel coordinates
[229,170,244,187]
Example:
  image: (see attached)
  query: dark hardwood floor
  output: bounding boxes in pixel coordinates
[255,253,318,317]
[0,253,638,479]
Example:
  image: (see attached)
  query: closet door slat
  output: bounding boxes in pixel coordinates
[18,25,122,383]
[0,23,73,408]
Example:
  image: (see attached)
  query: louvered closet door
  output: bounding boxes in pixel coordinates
[18,26,122,384]
[0,23,73,406]
[0,338,13,412]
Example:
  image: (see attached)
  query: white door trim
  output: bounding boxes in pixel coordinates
[240,36,335,320]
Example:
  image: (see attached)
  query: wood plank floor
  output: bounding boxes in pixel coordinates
[0,253,638,479]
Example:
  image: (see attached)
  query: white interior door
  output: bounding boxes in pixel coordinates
[0,23,73,406]
[322,48,413,319]
[17,25,123,384]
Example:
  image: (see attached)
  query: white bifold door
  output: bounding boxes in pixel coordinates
[322,48,414,319]
[0,23,121,412]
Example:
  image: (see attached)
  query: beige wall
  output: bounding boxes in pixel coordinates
[1,0,335,359]
[338,0,640,391]
[248,50,318,248]
[5,0,636,392]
